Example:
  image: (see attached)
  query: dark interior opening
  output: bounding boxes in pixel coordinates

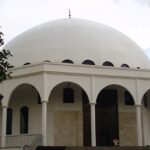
[96,89,119,146]
[82,90,91,146]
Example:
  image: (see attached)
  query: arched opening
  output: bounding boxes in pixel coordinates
[82,60,95,65]
[62,59,74,64]
[141,89,150,146]
[8,83,41,145]
[23,62,31,66]
[44,60,51,62]
[96,84,136,146]
[102,61,114,67]
[8,65,14,69]
[48,82,91,146]
[121,64,130,68]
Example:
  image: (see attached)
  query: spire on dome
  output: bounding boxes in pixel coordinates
[68,9,71,19]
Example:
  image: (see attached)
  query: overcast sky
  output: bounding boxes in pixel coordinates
[1,0,150,54]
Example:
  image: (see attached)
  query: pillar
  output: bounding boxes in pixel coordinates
[90,76,96,146]
[90,103,96,146]
[1,106,7,147]
[136,104,142,146]
[42,101,47,146]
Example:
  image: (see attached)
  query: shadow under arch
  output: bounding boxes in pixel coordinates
[95,84,135,146]
[48,81,91,146]
[141,89,150,107]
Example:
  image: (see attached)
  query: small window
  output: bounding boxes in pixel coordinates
[20,106,29,134]
[44,60,50,62]
[62,59,74,64]
[137,67,141,69]
[24,62,31,66]
[8,65,14,69]
[82,60,95,65]
[121,64,129,68]
[124,91,134,105]
[6,108,13,135]
[102,61,114,67]
[63,88,74,103]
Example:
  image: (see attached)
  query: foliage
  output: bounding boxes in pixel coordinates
[0,30,12,82]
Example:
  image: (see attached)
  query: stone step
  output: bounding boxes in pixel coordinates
[36,146,66,150]
[36,146,150,150]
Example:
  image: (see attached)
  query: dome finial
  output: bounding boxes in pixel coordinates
[68,9,71,19]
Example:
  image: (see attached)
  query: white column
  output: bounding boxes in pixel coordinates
[1,106,7,147]
[42,101,47,146]
[90,103,96,146]
[136,104,142,146]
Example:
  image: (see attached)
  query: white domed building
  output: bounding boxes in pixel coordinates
[0,18,150,148]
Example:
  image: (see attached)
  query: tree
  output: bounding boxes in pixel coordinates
[0,29,12,82]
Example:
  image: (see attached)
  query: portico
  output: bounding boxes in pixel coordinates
[0,62,150,147]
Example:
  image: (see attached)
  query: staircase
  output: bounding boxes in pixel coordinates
[36,146,150,150]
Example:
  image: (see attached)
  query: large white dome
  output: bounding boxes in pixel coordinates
[5,18,150,69]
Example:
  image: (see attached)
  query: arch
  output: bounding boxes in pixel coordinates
[96,84,135,104]
[121,64,130,68]
[102,61,114,67]
[96,84,135,146]
[62,59,74,64]
[20,106,29,134]
[8,83,41,105]
[48,81,91,146]
[82,60,95,65]
[6,82,42,141]
[49,81,90,102]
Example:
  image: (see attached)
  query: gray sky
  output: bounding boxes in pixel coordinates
[1,0,150,52]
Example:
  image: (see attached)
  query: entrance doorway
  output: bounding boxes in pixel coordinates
[96,89,119,146]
